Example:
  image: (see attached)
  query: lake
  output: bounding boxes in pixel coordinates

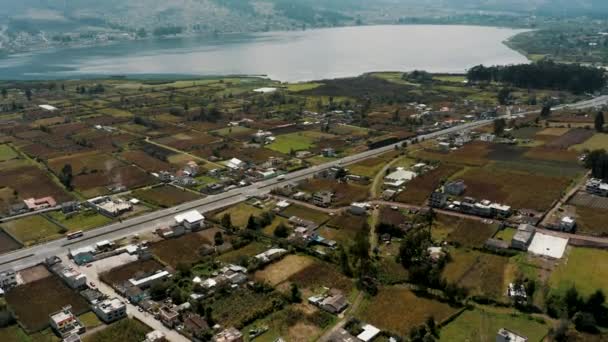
[0,25,529,82]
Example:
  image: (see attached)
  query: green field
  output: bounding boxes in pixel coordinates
[79,312,103,329]
[47,210,112,232]
[494,228,517,242]
[571,133,608,152]
[0,325,59,342]
[433,75,467,83]
[212,126,255,137]
[267,131,332,154]
[1,215,64,246]
[214,202,264,229]
[550,247,608,297]
[217,241,269,265]
[439,308,548,342]
[0,145,18,162]
[280,205,330,225]
[286,82,323,92]
[83,318,151,342]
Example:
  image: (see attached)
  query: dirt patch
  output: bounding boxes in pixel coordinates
[151,232,213,268]
[18,265,51,284]
[544,129,594,149]
[255,255,315,286]
[100,259,164,287]
[395,164,462,206]
[287,322,321,342]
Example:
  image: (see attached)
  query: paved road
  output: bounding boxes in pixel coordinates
[1,95,607,272]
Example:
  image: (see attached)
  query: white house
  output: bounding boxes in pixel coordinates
[357,324,381,342]
[174,210,205,230]
[384,168,417,189]
[224,158,246,170]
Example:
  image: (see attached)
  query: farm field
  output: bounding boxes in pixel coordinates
[280,205,330,225]
[255,255,316,286]
[100,259,165,286]
[570,133,608,152]
[549,247,608,297]
[133,185,201,208]
[0,230,22,254]
[1,215,65,246]
[213,202,264,229]
[5,275,89,332]
[267,131,333,154]
[47,210,112,232]
[210,288,283,329]
[83,318,151,342]
[395,164,462,205]
[572,205,608,236]
[217,241,269,265]
[0,144,18,161]
[151,231,213,268]
[297,179,370,207]
[243,305,334,342]
[439,308,549,342]
[437,215,498,248]
[443,249,510,300]
[356,287,459,336]
[0,325,59,342]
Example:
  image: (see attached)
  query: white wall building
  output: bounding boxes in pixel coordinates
[93,298,127,323]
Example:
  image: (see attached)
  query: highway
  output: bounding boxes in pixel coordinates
[0,95,607,272]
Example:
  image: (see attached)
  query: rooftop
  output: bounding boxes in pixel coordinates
[174,210,205,224]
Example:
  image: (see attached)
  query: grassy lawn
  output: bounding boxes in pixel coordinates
[133,185,201,208]
[255,255,316,286]
[494,227,517,242]
[210,288,283,329]
[218,241,269,265]
[79,311,103,329]
[0,145,18,162]
[267,131,333,154]
[280,205,330,225]
[439,308,548,342]
[1,215,64,246]
[151,231,212,268]
[433,75,467,83]
[0,325,59,342]
[47,210,112,232]
[83,318,151,342]
[287,82,323,92]
[550,247,608,297]
[356,287,459,336]
[212,126,255,137]
[214,202,264,229]
[570,133,608,152]
[573,205,608,236]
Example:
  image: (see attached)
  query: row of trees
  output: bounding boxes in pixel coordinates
[585,149,608,181]
[467,61,607,94]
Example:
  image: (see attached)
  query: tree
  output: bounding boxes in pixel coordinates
[494,118,507,136]
[247,215,258,230]
[338,246,353,277]
[595,111,605,132]
[290,283,302,303]
[584,149,608,180]
[426,316,437,337]
[565,286,582,318]
[59,164,73,190]
[573,312,598,333]
[540,104,552,118]
[205,307,215,326]
[586,289,606,318]
[214,232,224,246]
[393,109,400,122]
[497,87,512,105]
[220,213,232,229]
[176,262,191,276]
[1,88,6,98]
[25,88,32,101]
[273,223,289,238]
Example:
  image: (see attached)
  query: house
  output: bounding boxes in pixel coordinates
[322,148,336,157]
[80,288,105,304]
[430,191,447,208]
[251,130,273,143]
[213,327,244,342]
[357,324,381,342]
[23,196,57,211]
[61,201,80,214]
[438,142,451,151]
[559,216,576,232]
[412,163,427,173]
[479,133,496,142]
[320,291,349,314]
[474,202,493,217]
[0,269,17,290]
[444,180,466,196]
[184,161,200,177]
[490,203,512,218]
[255,248,287,264]
[174,210,205,230]
[69,246,96,265]
[175,176,197,187]
[508,283,527,301]
[384,168,417,189]
[511,224,536,251]
[159,305,179,328]
[93,298,127,323]
[255,169,277,180]
[496,328,528,342]
[349,202,369,215]
[484,238,509,252]
[224,158,246,170]
[313,191,333,207]
[586,178,608,197]
[183,313,209,337]
[50,263,87,289]
[87,196,132,217]
[49,306,85,339]
[39,104,58,111]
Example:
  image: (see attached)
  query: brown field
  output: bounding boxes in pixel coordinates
[320,213,369,246]
[395,164,462,205]
[0,164,73,211]
[287,261,353,294]
[6,275,89,332]
[379,207,409,227]
[326,213,367,230]
[18,265,51,284]
[441,216,499,248]
[297,179,370,207]
[47,151,123,175]
[544,129,594,149]
[154,132,220,151]
[0,230,22,254]
[151,232,213,268]
[458,166,570,211]
[573,205,608,236]
[443,249,510,300]
[536,127,570,137]
[280,205,330,225]
[120,150,174,172]
[133,185,201,208]
[523,147,580,163]
[100,259,165,286]
[72,165,156,196]
[357,287,459,336]
[413,142,491,166]
[255,255,315,286]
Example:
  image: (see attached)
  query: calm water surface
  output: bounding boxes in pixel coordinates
[0,25,529,82]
